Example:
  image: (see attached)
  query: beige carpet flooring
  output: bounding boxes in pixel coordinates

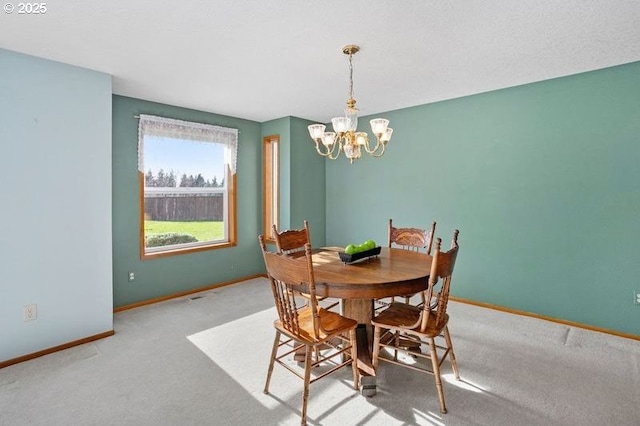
[1,277,639,425]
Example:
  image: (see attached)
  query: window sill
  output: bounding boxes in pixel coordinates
[141,241,236,260]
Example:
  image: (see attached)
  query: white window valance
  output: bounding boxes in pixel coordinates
[137,114,238,174]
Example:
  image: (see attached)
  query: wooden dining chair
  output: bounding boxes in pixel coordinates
[272,220,312,259]
[272,221,339,310]
[371,230,461,414]
[388,218,436,254]
[376,219,436,308]
[258,235,360,426]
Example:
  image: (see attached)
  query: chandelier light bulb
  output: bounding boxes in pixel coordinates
[331,117,350,134]
[370,118,389,136]
[308,124,326,140]
[355,132,367,145]
[381,128,393,143]
[322,132,336,147]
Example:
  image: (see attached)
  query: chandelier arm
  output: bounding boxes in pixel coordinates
[315,136,344,160]
[314,140,338,157]
[313,141,331,156]
[364,138,387,157]
[327,138,343,160]
[361,138,382,155]
[368,143,386,157]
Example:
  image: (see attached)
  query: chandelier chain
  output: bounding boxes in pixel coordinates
[348,52,354,100]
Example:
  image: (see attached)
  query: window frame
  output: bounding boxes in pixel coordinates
[262,135,279,243]
[137,115,237,260]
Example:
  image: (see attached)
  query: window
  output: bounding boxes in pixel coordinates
[137,114,238,259]
[263,135,279,241]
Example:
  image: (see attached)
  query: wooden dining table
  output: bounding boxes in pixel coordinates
[307,246,433,395]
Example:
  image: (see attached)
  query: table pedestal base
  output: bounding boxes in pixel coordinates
[343,300,377,396]
[360,375,377,397]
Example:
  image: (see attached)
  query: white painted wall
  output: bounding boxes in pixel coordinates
[0,49,113,362]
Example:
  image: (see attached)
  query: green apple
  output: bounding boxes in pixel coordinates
[345,244,357,255]
[364,239,376,249]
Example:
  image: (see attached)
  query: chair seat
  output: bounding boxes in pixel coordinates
[275,307,358,344]
[372,302,449,338]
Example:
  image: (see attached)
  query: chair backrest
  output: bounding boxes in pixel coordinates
[420,230,460,332]
[272,220,311,257]
[258,234,320,339]
[388,219,436,254]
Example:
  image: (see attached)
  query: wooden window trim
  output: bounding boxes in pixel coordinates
[262,135,279,243]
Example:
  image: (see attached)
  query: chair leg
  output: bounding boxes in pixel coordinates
[393,331,400,361]
[428,337,447,414]
[372,326,381,370]
[349,329,359,389]
[264,331,281,394]
[443,326,460,380]
[301,345,312,425]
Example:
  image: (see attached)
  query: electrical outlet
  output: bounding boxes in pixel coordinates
[635,291,640,305]
[24,304,37,321]
[128,271,135,281]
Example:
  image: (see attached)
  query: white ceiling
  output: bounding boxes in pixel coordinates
[2,0,640,123]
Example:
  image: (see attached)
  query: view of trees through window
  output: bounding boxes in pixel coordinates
[144,169,224,188]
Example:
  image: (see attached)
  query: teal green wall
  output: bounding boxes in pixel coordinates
[290,117,327,246]
[112,96,264,307]
[326,61,640,336]
[261,117,327,246]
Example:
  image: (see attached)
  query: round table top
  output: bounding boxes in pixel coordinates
[310,247,432,299]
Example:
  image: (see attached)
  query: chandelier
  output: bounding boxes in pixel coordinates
[308,45,393,164]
